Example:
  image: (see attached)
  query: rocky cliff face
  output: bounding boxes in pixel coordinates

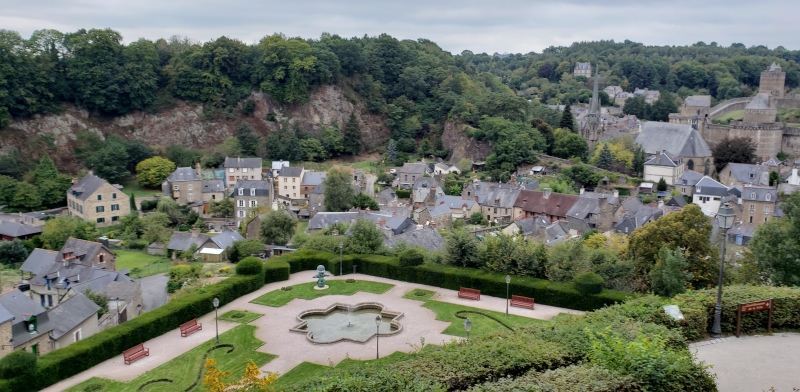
[441,121,492,163]
[1,85,390,171]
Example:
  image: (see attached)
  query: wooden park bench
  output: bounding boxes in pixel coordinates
[180,318,203,337]
[510,295,535,310]
[123,343,149,365]
[458,287,481,301]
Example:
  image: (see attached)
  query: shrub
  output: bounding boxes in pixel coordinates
[345,278,356,283]
[236,257,264,276]
[395,189,411,199]
[125,240,147,250]
[139,200,159,211]
[169,265,199,282]
[398,249,424,267]
[0,350,36,379]
[574,272,604,295]
[264,260,290,283]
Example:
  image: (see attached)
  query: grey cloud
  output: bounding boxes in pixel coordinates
[1,0,797,53]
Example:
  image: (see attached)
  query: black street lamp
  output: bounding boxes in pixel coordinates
[339,242,344,276]
[711,203,735,338]
[505,275,511,317]
[213,297,220,343]
[375,315,381,359]
[464,318,472,340]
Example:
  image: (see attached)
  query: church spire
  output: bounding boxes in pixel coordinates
[590,65,600,114]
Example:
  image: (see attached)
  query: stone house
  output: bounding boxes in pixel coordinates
[163,166,203,206]
[434,195,481,220]
[416,204,452,229]
[480,188,521,223]
[67,173,131,227]
[307,182,326,218]
[376,188,399,207]
[412,178,444,208]
[300,172,327,199]
[643,150,685,186]
[566,192,618,234]
[167,228,211,255]
[18,207,68,228]
[231,180,271,226]
[502,216,550,240]
[635,122,714,175]
[676,170,704,197]
[693,176,735,214]
[614,205,664,235]
[634,88,660,104]
[719,163,771,188]
[0,289,54,357]
[0,220,42,241]
[271,161,291,177]
[396,163,427,189]
[573,62,591,77]
[277,166,305,199]
[512,188,579,223]
[202,180,226,203]
[461,181,517,202]
[197,229,245,262]
[681,95,712,116]
[46,293,100,351]
[603,85,623,98]
[433,163,460,176]
[735,185,778,226]
[224,157,263,191]
[384,227,445,252]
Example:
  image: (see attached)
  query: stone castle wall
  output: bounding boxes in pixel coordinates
[782,128,800,156]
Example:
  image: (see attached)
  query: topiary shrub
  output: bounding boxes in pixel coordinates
[263,259,290,283]
[398,249,424,267]
[236,257,264,276]
[0,350,36,379]
[573,272,604,295]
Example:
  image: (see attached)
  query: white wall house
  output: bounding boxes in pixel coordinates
[643,150,684,186]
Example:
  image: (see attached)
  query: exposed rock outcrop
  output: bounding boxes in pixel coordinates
[441,121,492,163]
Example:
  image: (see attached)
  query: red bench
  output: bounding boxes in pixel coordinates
[510,295,535,310]
[458,287,481,301]
[180,318,203,337]
[123,343,149,364]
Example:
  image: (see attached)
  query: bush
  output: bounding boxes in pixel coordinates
[236,257,264,276]
[395,189,411,199]
[169,265,199,282]
[139,200,159,211]
[124,240,147,250]
[574,272,604,295]
[264,260,290,283]
[0,350,36,379]
[399,249,424,267]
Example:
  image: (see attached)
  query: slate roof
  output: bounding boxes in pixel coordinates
[99,281,139,301]
[684,95,711,107]
[202,180,225,193]
[644,151,681,167]
[636,122,712,158]
[728,224,756,239]
[745,93,775,110]
[376,188,397,205]
[722,163,770,186]
[166,167,201,182]
[514,189,579,218]
[412,177,441,190]
[310,182,325,195]
[230,180,271,198]
[167,231,212,251]
[0,303,13,325]
[665,196,687,207]
[514,216,550,236]
[575,62,591,70]
[677,170,704,186]
[57,238,112,265]
[620,197,644,215]
[47,293,100,340]
[384,227,444,252]
[68,173,115,201]
[0,289,54,346]
[545,221,571,243]
[308,211,382,230]
[426,204,451,218]
[741,186,777,202]
[301,172,327,186]
[435,195,477,210]
[280,166,304,177]
[398,162,427,175]
[769,62,781,71]
[482,188,522,209]
[271,161,290,171]
[210,229,245,249]
[20,248,58,275]
[695,176,730,197]
[224,157,262,168]
[379,206,411,218]
[0,220,42,238]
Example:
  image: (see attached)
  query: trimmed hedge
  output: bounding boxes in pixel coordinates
[574,272,604,295]
[264,260,290,284]
[235,257,264,275]
[269,251,632,312]
[26,273,264,392]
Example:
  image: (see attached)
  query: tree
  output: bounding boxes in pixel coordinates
[299,138,328,161]
[386,139,397,162]
[33,155,65,205]
[649,92,679,122]
[712,137,756,172]
[135,157,176,188]
[632,144,647,176]
[323,168,354,212]
[377,171,394,185]
[83,288,109,316]
[0,350,37,381]
[0,239,29,266]
[649,247,692,297]
[399,248,425,267]
[228,239,265,263]
[347,218,384,254]
[237,122,260,157]
[12,182,42,210]
[89,138,130,184]
[352,192,379,210]
[458,158,472,174]
[559,104,575,131]
[156,196,179,215]
[123,139,154,172]
[445,230,480,268]
[622,95,649,119]
[40,216,100,250]
[342,112,362,155]
[253,34,317,104]
[418,139,432,157]
[552,129,588,161]
[259,210,297,246]
[546,238,590,282]
[584,232,607,249]
[749,192,800,286]
[596,143,613,169]
[657,178,668,192]
[210,198,235,218]
[0,176,19,207]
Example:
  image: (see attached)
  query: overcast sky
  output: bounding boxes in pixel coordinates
[2,0,797,54]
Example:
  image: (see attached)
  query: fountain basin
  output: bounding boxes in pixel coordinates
[290,302,403,344]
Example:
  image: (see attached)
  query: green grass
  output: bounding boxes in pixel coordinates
[402,288,436,300]
[250,280,394,307]
[219,310,263,324]
[423,300,544,338]
[115,249,172,278]
[119,177,162,197]
[65,325,275,392]
[273,350,419,390]
[717,109,744,122]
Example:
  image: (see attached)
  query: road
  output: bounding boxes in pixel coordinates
[139,273,169,311]
[364,173,377,197]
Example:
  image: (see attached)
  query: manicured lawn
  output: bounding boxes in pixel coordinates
[250,280,394,307]
[402,288,436,300]
[114,249,172,278]
[65,325,275,392]
[219,310,263,324]
[119,177,162,197]
[717,109,744,122]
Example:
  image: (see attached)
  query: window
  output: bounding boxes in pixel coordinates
[25,316,37,333]
[750,204,755,212]
[238,210,245,218]
[188,184,193,190]
[284,185,287,190]
[292,186,296,190]
[96,206,104,213]
[112,193,117,199]
[73,329,82,342]
[229,176,234,181]
[750,192,756,199]
[111,204,119,211]
[243,168,248,173]
[97,195,102,201]
[229,168,234,173]
[250,188,255,196]
[284,178,287,182]
[749,173,754,178]
[250,200,257,207]
[238,200,245,207]
[764,206,771,214]
[47,295,52,307]
[697,187,701,193]
[173,185,179,191]
[293,193,296,197]
[292,178,295,183]
[112,216,119,221]
[681,187,686,193]
[188,194,194,201]
[493,207,497,213]
[238,188,244,196]
[97,217,105,223]
[40,294,45,307]
[766,193,772,201]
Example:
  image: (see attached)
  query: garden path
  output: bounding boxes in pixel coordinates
[40,272,582,392]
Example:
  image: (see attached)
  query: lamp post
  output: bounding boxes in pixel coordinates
[375,315,381,359]
[711,203,735,338]
[136,303,142,316]
[213,297,220,343]
[339,242,344,276]
[505,275,511,317]
[464,318,472,340]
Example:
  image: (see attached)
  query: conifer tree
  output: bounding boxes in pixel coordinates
[342,112,362,156]
[596,143,613,169]
[559,104,575,131]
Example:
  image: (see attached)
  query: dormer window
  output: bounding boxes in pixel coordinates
[238,188,244,196]
[25,316,37,333]
[697,187,701,193]
[751,192,756,199]
[765,193,771,201]
[250,188,255,196]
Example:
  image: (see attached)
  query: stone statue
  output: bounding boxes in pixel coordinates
[315,265,327,288]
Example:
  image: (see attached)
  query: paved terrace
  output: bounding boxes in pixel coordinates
[42,272,583,392]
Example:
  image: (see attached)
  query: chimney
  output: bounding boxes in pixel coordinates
[658,200,664,209]
[196,162,202,176]
[580,187,585,195]
[494,198,500,205]
[365,208,370,214]
[87,170,94,176]
[597,196,613,232]
[392,211,397,216]
[379,218,386,227]
[613,190,619,198]
[72,177,79,184]
[191,227,200,238]
[543,188,552,199]
[430,222,437,229]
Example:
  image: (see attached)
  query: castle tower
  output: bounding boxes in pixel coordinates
[759,62,785,98]
[581,66,603,149]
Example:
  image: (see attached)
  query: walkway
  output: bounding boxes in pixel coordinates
[139,273,168,311]
[692,333,800,392]
[41,272,582,392]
